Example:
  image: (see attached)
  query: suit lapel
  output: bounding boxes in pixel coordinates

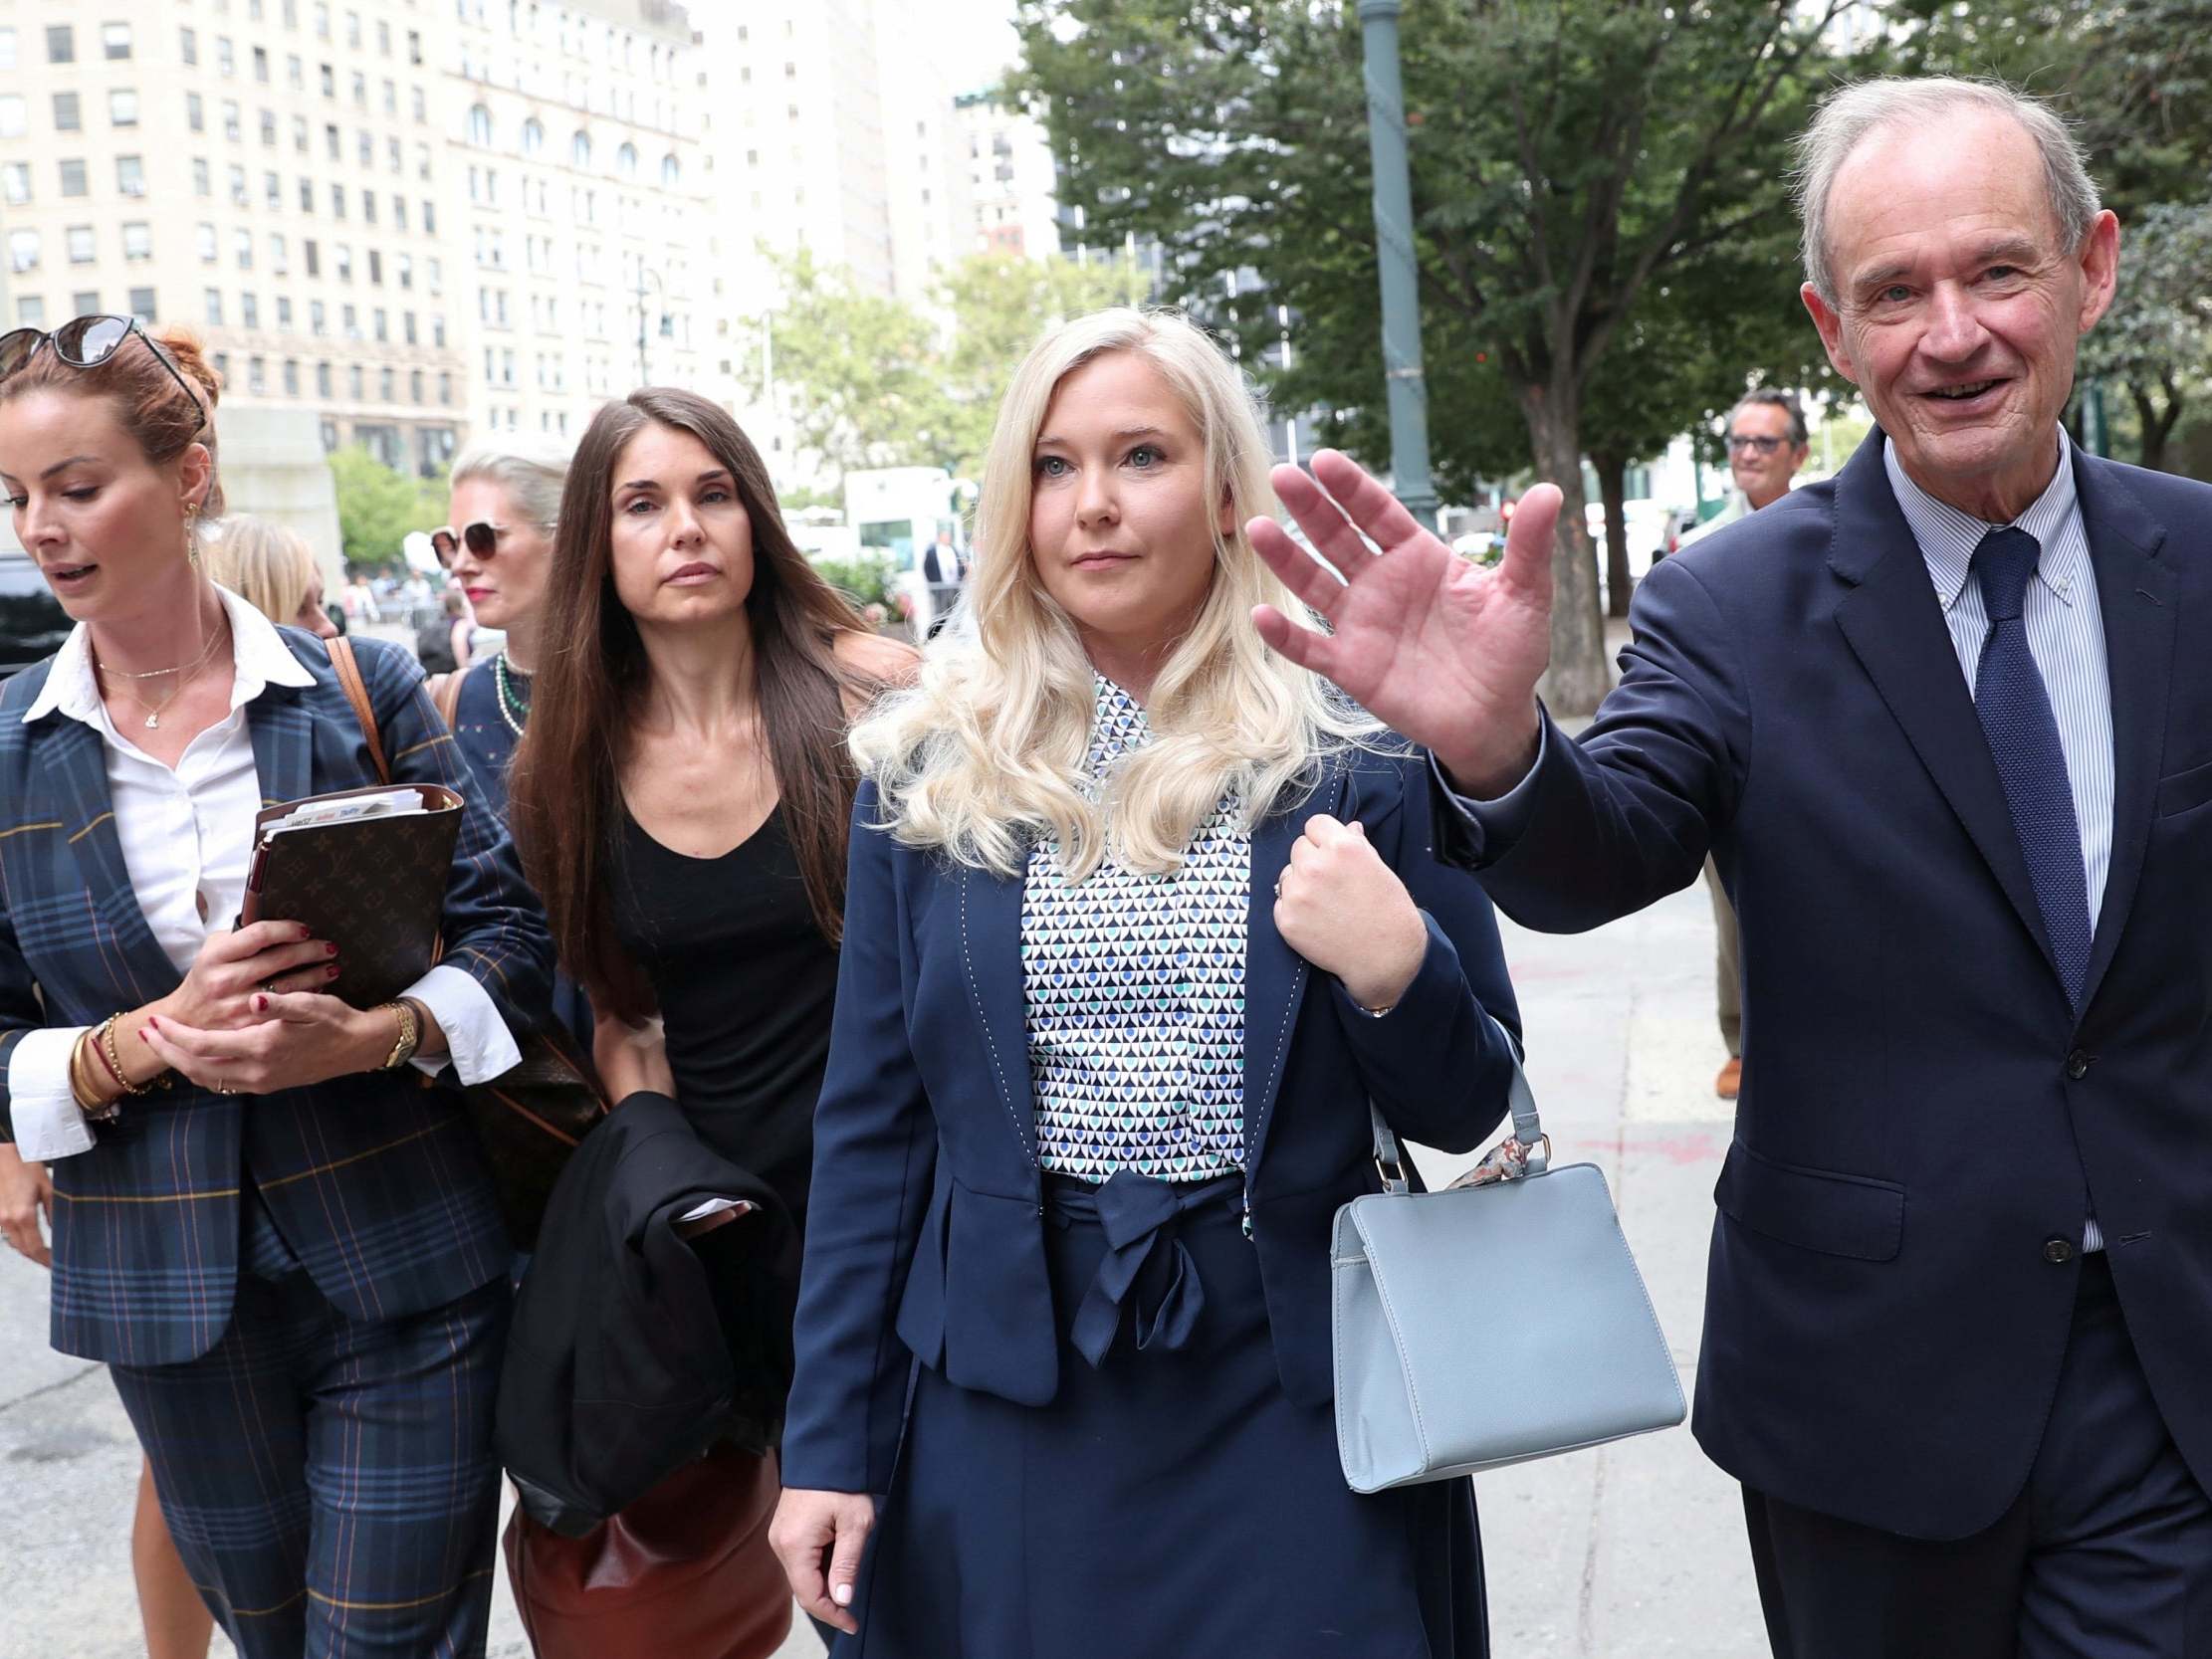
[2074,454,2172,1012]
[248,683,316,809]
[959,858,1040,1165]
[37,715,182,1002]
[1242,761,1351,1179]
[1827,433,2061,988]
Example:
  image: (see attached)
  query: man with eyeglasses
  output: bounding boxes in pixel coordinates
[1681,387,1810,1098]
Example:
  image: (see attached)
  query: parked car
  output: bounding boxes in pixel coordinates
[0,551,72,680]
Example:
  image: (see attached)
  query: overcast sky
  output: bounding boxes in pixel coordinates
[938,0,1022,91]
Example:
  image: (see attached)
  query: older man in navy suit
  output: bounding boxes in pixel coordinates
[1250,77,2212,1659]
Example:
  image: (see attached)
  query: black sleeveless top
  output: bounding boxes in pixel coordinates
[606,803,837,1238]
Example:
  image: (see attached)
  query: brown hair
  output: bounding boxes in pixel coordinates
[0,322,226,515]
[510,387,888,1018]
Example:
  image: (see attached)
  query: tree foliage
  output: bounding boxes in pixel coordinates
[1015,0,1859,711]
[327,445,444,570]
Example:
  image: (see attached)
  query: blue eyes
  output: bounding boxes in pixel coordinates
[622,488,732,514]
[1033,446,1164,478]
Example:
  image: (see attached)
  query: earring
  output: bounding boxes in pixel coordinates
[183,506,200,571]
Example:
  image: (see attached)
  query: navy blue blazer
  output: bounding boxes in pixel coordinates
[781,744,1522,1495]
[0,632,555,1364]
[1437,431,2212,1541]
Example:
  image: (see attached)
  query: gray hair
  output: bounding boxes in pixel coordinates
[1794,77,2101,305]
[1727,387,1808,448]
[448,433,572,529]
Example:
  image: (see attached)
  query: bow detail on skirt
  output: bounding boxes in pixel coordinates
[1053,1171,1238,1367]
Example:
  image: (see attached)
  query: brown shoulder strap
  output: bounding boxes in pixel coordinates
[428,667,464,732]
[327,636,391,785]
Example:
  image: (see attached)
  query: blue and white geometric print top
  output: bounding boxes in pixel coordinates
[1023,676,1249,1183]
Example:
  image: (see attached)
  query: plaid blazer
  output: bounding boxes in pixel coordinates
[0,632,554,1365]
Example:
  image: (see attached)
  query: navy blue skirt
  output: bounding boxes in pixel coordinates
[839,1173,1486,1658]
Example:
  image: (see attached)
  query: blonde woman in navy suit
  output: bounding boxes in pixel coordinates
[770,310,1524,1657]
[0,316,553,1657]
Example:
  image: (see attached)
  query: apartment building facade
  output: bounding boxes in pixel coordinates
[0,0,708,475]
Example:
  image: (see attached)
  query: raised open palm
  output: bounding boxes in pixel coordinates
[1249,450,1561,793]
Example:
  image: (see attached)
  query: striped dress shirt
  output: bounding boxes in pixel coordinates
[1884,431,2112,1250]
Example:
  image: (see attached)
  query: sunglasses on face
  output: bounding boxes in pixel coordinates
[0,314,208,439]
[1724,434,1790,456]
[434,520,552,565]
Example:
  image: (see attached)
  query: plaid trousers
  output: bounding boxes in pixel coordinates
[110,1249,510,1659]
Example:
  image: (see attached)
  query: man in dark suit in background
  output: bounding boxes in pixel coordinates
[1249,76,2212,1658]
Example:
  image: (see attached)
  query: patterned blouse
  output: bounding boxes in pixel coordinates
[1023,677,1249,1183]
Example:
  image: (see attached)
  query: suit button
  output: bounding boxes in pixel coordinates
[2044,1237,2077,1264]
[2065,1050,2091,1080]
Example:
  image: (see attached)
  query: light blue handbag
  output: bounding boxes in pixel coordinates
[1332,1020,1687,1493]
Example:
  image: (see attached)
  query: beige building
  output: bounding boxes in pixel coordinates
[446,0,711,442]
[0,2,467,477]
[0,0,712,477]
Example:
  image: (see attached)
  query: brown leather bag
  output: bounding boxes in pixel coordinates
[326,637,608,1247]
[502,1445,794,1659]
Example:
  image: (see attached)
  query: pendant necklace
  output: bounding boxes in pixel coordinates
[493,651,532,738]
[96,620,227,729]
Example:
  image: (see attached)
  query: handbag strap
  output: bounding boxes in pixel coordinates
[326,636,392,786]
[1370,1014,1545,1194]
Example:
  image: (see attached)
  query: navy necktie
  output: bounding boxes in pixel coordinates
[1971,526,2091,1007]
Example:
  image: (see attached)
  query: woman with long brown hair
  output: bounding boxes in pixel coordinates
[507,389,909,1645]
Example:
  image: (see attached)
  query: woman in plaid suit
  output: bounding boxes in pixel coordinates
[0,316,554,1657]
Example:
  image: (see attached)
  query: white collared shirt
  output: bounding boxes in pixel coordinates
[9,584,517,1160]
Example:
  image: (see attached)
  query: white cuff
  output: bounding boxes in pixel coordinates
[7,1027,99,1162]
[403,964,521,1086]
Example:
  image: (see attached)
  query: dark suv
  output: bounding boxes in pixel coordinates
[0,552,72,679]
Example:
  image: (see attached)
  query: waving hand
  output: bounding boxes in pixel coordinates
[1249,450,1560,796]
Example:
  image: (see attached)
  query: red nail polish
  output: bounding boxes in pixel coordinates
[326,964,340,979]
[325,942,338,957]
[254,994,268,1012]
[298,926,314,940]
[137,1027,149,1041]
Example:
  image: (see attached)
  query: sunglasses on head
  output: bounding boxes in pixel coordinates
[0,314,207,439]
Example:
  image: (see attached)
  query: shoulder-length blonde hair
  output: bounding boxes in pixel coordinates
[207,515,319,626]
[850,308,1379,880]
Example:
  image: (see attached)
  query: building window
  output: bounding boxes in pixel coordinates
[378,367,394,402]
[358,129,373,167]
[326,123,341,160]
[523,117,544,155]
[412,86,427,123]
[228,165,248,206]
[335,245,351,282]
[117,156,148,196]
[241,293,260,329]
[341,302,357,337]
[46,25,75,65]
[409,369,423,404]
[402,311,416,344]
[67,226,96,265]
[15,297,46,327]
[271,233,288,273]
[284,359,301,396]
[111,90,140,128]
[276,297,293,326]
[193,158,212,197]
[254,46,270,82]
[299,177,314,212]
[661,154,680,188]
[393,196,407,231]
[367,250,382,285]
[128,288,156,323]
[59,159,89,198]
[72,291,101,318]
[351,72,366,108]
[187,93,205,132]
[262,109,278,146]
[248,356,266,394]
[348,364,363,398]
[321,63,335,98]
[0,99,22,140]
[122,222,152,262]
[7,231,39,274]
[305,239,320,277]
[204,289,224,326]
[317,361,332,396]
[54,94,83,133]
[0,28,17,72]
[332,184,346,219]
[103,22,132,60]
[616,141,638,179]
[310,298,326,332]
[266,171,283,210]
[235,229,254,271]
[2,164,29,205]
[571,130,591,168]
[290,55,305,92]
[218,37,235,77]
[468,105,492,146]
[373,308,387,341]
[225,102,243,142]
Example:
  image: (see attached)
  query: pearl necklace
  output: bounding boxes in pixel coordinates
[493,651,531,737]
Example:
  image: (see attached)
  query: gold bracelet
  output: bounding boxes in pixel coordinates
[100,1013,155,1097]
[70,1029,124,1124]
[377,999,422,1071]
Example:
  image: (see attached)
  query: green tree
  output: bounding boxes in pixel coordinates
[937,249,1153,480]
[1017,0,1858,711]
[741,246,956,485]
[328,445,443,569]
[2077,202,2212,474]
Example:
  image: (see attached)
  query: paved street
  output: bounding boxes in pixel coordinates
[0,879,1761,1657]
